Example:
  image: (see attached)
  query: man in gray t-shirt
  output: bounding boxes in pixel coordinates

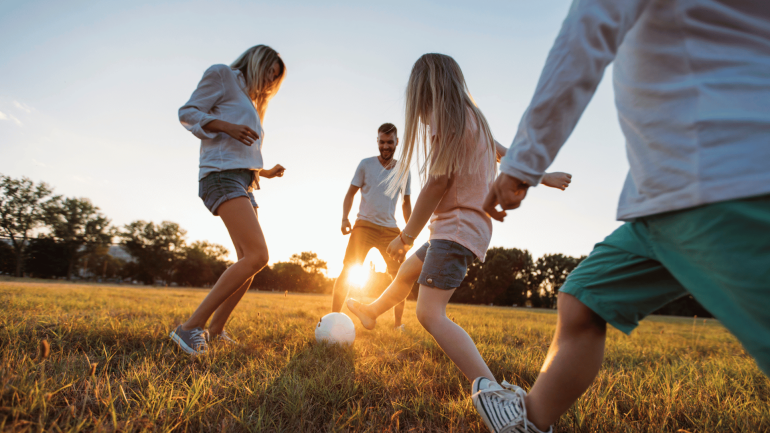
[332,123,412,329]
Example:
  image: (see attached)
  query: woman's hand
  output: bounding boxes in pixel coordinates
[387,235,409,263]
[203,120,260,146]
[260,164,286,179]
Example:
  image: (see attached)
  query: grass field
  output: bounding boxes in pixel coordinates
[0,280,768,432]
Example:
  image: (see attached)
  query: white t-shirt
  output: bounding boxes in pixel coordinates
[351,157,411,229]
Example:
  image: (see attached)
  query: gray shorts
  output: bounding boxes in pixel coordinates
[414,240,476,290]
[198,169,258,216]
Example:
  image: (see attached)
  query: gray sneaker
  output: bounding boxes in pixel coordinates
[169,325,209,355]
[471,377,552,433]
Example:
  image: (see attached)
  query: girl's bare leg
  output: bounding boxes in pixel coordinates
[347,254,422,329]
[181,198,268,331]
[524,292,606,431]
[415,284,496,382]
[207,207,260,335]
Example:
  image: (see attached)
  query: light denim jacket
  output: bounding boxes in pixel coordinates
[500,0,770,220]
[179,64,264,185]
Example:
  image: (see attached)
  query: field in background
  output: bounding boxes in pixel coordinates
[0,281,768,432]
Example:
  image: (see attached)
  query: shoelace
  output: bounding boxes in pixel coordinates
[190,329,207,350]
[472,380,529,432]
[219,330,236,343]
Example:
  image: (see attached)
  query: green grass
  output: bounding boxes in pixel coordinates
[0,281,768,432]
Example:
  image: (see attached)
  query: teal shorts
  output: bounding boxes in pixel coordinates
[561,194,770,375]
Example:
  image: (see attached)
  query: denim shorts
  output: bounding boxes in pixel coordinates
[198,170,258,216]
[414,239,476,290]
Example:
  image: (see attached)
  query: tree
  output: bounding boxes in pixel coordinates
[454,247,533,305]
[174,241,231,287]
[120,221,186,285]
[81,245,126,280]
[0,175,56,277]
[24,237,70,279]
[532,254,585,308]
[0,240,15,275]
[44,197,114,279]
[289,252,328,275]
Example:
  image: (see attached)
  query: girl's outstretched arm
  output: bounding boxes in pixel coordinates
[386,174,451,260]
[494,140,508,162]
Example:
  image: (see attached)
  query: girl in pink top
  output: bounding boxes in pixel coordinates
[348,54,571,414]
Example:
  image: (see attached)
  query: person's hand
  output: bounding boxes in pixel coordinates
[542,172,572,190]
[222,122,260,146]
[261,164,286,179]
[341,219,352,235]
[387,235,409,263]
[482,173,530,222]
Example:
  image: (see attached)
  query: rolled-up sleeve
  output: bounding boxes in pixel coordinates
[500,0,651,186]
[179,65,224,140]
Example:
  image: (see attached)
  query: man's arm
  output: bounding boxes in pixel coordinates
[402,195,412,223]
[341,185,360,235]
[499,0,652,186]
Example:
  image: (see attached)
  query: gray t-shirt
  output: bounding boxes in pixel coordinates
[351,157,411,228]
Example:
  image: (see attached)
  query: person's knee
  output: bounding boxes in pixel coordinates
[558,292,606,336]
[416,304,442,332]
[244,250,269,274]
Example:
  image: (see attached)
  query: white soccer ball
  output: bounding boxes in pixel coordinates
[315,312,356,346]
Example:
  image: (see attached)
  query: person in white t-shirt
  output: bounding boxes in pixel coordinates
[332,123,412,329]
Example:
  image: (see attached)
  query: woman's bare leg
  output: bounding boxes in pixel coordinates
[181,198,268,331]
[416,284,496,382]
[207,207,260,335]
[347,254,422,329]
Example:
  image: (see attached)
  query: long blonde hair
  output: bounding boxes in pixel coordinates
[387,53,496,197]
[230,45,286,120]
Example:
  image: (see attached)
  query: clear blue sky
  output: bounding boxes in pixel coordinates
[0,0,628,275]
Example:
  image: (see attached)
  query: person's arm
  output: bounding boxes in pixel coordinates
[402,195,412,223]
[179,65,259,145]
[259,164,286,179]
[494,140,508,163]
[341,185,360,235]
[499,0,652,187]
[541,172,572,190]
[387,175,451,260]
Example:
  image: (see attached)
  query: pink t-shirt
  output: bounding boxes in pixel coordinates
[428,112,494,262]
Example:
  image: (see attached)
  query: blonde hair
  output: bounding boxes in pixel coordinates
[230,45,286,120]
[387,53,496,197]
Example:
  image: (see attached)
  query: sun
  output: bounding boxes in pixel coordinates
[347,265,370,288]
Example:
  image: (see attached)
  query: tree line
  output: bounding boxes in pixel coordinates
[0,174,709,316]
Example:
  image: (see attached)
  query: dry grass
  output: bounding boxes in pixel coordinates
[0,280,767,432]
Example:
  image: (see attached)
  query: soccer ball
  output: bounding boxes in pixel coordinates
[315,312,356,346]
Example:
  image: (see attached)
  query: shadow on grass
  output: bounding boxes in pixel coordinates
[253,341,357,432]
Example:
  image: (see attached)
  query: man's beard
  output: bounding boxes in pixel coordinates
[380,150,393,161]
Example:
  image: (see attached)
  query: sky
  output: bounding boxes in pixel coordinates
[0,0,629,276]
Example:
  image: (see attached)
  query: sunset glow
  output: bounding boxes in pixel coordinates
[347,265,370,288]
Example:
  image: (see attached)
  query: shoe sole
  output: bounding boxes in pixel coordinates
[472,378,500,433]
[169,331,202,355]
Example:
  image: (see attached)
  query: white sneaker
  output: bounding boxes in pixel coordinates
[471,377,552,433]
[169,325,209,355]
[394,324,406,332]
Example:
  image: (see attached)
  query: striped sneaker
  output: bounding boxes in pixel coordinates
[169,325,209,355]
[471,377,552,433]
